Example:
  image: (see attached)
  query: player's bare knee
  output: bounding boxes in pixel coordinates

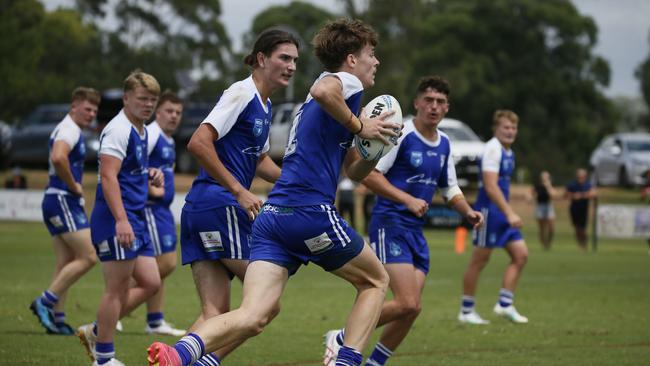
[83,253,98,269]
[396,298,421,318]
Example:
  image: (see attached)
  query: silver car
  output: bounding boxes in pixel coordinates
[589,132,650,186]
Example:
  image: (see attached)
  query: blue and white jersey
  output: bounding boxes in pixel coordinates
[268,72,364,206]
[146,121,175,207]
[474,137,515,209]
[46,114,86,194]
[371,120,458,230]
[95,109,149,212]
[185,76,271,210]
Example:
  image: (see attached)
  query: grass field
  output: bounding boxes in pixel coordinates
[1,215,649,365]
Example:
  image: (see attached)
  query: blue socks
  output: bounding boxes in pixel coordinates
[95,342,114,364]
[193,352,221,366]
[336,329,345,345]
[54,311,66,327]
[147,312,164,328]
[39,290,58,309]
[498,288,514,308]
[365,342,393,366]
[461,295,475,314]
[336,346,363,366]
[174,333,205,366]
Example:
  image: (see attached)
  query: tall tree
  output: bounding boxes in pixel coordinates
[0,0,104,122]
[355,0,618,180]
[238,1,335,103]
[636,31,650,130]
[75,0,233,98]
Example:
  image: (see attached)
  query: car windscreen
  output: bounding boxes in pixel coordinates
[23,106,69,126]
[627,140,650,152]
[439,125,480,142]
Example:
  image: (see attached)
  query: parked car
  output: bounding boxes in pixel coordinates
[173,102,213,173]
[589,132,650,187]
[9,104,100,168]
[9,90,124,168]
[0,120,11,169]
[268,102,303,162]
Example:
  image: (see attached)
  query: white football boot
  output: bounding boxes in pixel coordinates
[322,329,342,366]
[76,323,98,361]
[457,310,490,325]
[493,304,528,323]
[145,320,186,336]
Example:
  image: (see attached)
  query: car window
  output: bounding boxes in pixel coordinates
[23,105,68,126]
[627,140,650,152]
[439,124,481,142]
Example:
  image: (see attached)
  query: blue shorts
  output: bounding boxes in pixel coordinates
[369,225,429,274]
[473,207,523,248]
[144,205,177,256]
[42,193,89,236]
[90,201,154,261]
[251,204,364,275]
[180,203,251,266]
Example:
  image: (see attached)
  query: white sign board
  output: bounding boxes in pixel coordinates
[596,204,650,238]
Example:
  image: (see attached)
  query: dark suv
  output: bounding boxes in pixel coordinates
[9,104,100,168]
[9,90,123,168]
[173,102,213,173]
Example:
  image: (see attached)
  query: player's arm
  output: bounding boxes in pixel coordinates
[483,171,522,228]
[446,191,483,229]
[99,154,134,247]
[187,123,261,220]
[256,153,281,183]
[361,169,428,217]
[148,177,164,198]
[309,76,398,144]
[50,140,83,196]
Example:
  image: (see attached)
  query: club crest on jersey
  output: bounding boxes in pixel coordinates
[162,146,174,159]
[136,145,143,161]
[79,142,86,155]
[410,151,423,167]
[440,154,446,168]
[253,119,264,137]
[389,241,402,257]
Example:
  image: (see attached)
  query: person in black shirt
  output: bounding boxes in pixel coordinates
[532,171,556,250]
[565,168,596,251]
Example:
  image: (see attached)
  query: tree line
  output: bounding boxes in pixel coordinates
[2,0,649,181]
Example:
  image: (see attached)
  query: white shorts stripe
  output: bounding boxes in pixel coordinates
[477,208,489,247]
[145,207,161,256]
[226,207,235,259]
[57,194,75,232]
[380,228,386,263]
[328,205,351,243]
[230,206,242,259]
[322,205,346,247]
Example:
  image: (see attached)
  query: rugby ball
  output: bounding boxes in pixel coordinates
[355,95,403,161]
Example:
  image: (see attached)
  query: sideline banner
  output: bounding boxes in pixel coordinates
[596,204,650,238]
[0,189,266,224]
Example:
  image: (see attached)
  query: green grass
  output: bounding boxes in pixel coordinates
[1,220,649,365]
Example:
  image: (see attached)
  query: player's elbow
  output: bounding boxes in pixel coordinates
[310,83,331,104]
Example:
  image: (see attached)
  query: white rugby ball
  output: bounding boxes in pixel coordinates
[355,94,403,161]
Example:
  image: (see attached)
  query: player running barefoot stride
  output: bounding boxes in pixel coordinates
[147,18,399,366]
[323,76,483,366]
[32,87,100,335]
[458,110,529,325]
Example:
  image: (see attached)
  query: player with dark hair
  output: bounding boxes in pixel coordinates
[324,76,482,366]
[146,19,399,366]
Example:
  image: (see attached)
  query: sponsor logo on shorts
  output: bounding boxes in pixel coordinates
[304,232,333,254]
[76,212,87,225]
[162,234,174,248]
[49,215,64,228]
[199,231,224,252]
[389,241,402,257]
[97,240,110,257]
